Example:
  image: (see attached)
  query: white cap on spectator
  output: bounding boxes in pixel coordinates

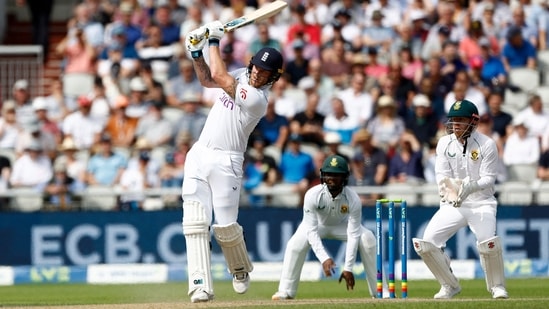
[410,10,426,21]
[32,97,48,111]
[129,77,147,92]
[298,76,315,90]
[13,79,28,91]
[324,132,342,144]
[412,94,431,107]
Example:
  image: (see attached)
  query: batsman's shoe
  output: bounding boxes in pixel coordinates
[491,286,509,299]
[190,289,213,303]
[434,284,461,299]
[272,291,294,300]
[233,272,250,294]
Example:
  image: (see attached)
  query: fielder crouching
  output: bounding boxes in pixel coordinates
[272,155,387,300]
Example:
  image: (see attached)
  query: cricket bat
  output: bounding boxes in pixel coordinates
[189,0,288,45]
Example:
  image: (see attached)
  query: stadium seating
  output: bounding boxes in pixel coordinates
[508,67,540,93]
[497,182,534,206]
[9,188,43,212]
[81,186,118,211]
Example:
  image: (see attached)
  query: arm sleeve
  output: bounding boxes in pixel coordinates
[302,190,331,263]
[344,192,362,272]
[435,137,454,184]
[476,138,498,189]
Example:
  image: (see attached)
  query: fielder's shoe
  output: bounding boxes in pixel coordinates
[233,272,250,294]
[190,289,213,303]
[491,286,509,299]
[272,291,293,300]
[434,284,461,299]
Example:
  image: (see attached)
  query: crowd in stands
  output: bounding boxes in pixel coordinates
[3,0,549,210]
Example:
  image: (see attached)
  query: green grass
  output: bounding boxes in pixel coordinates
[0,278,548,308]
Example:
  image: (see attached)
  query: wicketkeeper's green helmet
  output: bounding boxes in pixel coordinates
[447,99,480,119]
[320,155,350,186]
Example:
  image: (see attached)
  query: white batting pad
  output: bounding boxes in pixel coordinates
[358,229,379,297]
[412,238,459,288]
[213,222,254,274]
[182,200,213,296]
[477,236,506,291]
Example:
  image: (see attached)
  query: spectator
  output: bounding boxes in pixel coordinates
[54,137,87,192]
[243,135,279,206]
[159,149,185,189]
[387,131,425,184]
[104,95,139,148]
[501,25,537,72]
[405,94,440,148]
[504,5,539,48]
[477,114,507,183]
[394,44,423,81]
[366,95,406,154]
[444,72,488,116]
[247,22,282,64]
[364,0,402,29]
[0,154,11,208]
[349,129,387,204]
[32,96,62,145]
[390,21,423,63]
[538,148,549,181]
[85,134,126,186]
[126,76,150,118]
[62,95,103,151]
[171,91,205,143]
[10,139,52,191]
[255,98,289,150]
[135,101,174,148]
[111,0,150,31]
[459,20,500,65]
[477,38,507,87]
[439,40,468,91]
[15,122,57,160]
[363,46,389,80]
[89,77,111,128]
[97,39,139,83]
[108,2,144,48]
[513,95,549,140]
[285,39,310,86]
[337,72,374,127]
[305,58,337,116]
[270,74,306,120]
[486,91,513,140]
[320,38,352,88]
[361,10,395,63]
[221,43,245,72]
[502,119,540,178]
[69,2,105,50]
[290,90,325,147]
[420,2,466,61]
[165,58,203,108]
[320,17,357,53]
[136,24,179,84]
[45,160,79,210]
[43,78,70,124]
[118,150,152,211]
[279,134,316,203]
[11,79,36,130]
[287,3,321,48]
[219,31,249,68]
[152,5,181,46]
[323,97,360,145]
[0,101,24,152]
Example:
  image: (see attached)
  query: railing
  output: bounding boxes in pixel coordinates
[0,45,43,102]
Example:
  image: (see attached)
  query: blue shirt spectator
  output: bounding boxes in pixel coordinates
[502,26,537,70]
[279,135,315,184]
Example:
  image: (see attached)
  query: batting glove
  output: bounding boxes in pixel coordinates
[457,178,479,206]
[186,27,207,58]
[338,271,355,290]
[204,20,225,45]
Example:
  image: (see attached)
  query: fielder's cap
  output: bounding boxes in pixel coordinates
[439,26,451,36]
[412,94,431,107]
[447,99,479,119]
[129,76,147,92]
[13,79,28,91]
[251,47,284,74]
[32,97,48,111]
[288,133,303,143]
[324,132,342,144]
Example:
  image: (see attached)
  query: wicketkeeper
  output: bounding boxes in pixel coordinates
[413,99,509,299]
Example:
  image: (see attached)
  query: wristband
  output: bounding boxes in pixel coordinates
[191,50,203,59]
[208,38,220,46]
